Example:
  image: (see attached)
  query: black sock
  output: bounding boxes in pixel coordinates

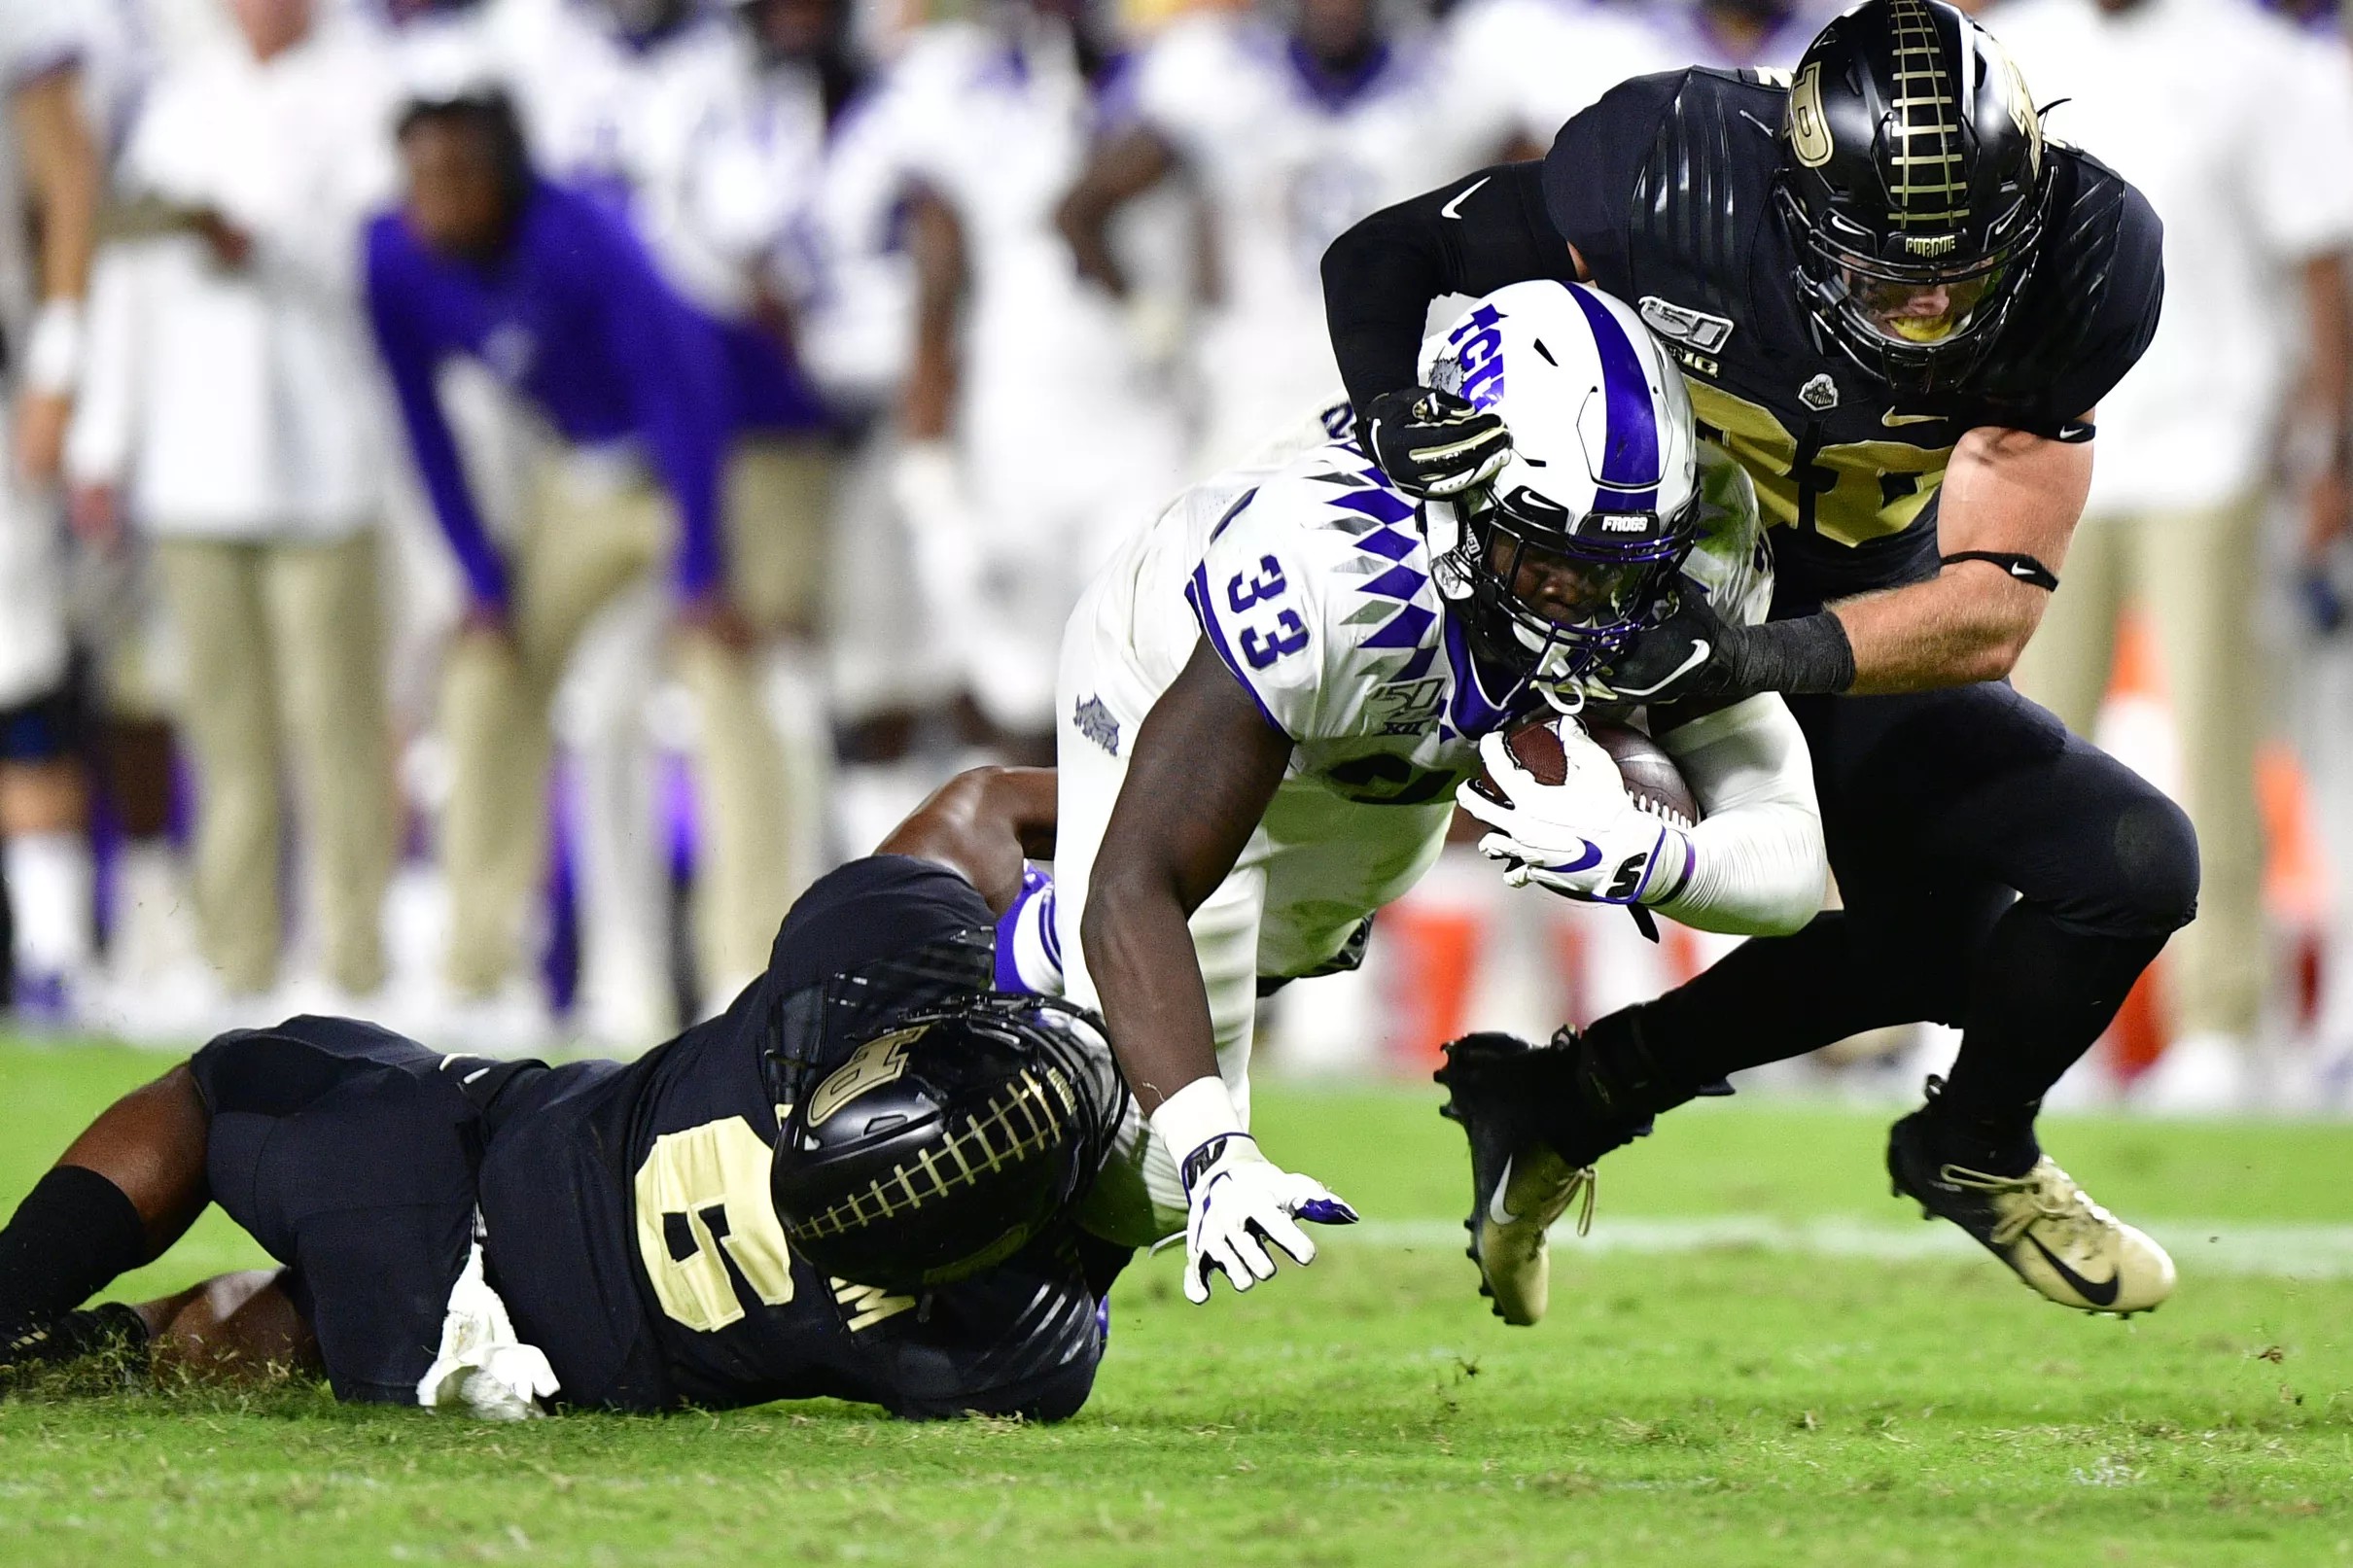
[1917,1089,2042,1178]
[1623,912,1924,1088]
[0,1167,149,1349]
[1936,902,2166,1148]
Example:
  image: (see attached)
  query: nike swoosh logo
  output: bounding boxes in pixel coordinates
[1541,841,1604,876]
[1607,641,1711,701]
[2025,1234,2121,1307]
[1488,1156,1521,1226]
[1441,177,1490,220]
[2005,562,2040,579]
[1880,410,1943,428]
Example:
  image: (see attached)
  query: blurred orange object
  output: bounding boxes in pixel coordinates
[1380,899,1481,1072]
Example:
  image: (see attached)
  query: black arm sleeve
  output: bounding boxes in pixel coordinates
[1320,160,1569,415]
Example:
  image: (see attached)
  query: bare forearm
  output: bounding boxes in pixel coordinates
[1832,565,2047,693]
[874,765,1056,913]
[1054,127,1175,297]
[14,74,98,305]
[1077,644,1292,1114]
[2300,253,2352,558]
[1829,423,2088,692]
[1054,188,1128,298]
[899,187,962,439]
[2304,253,2352,456]
[1080,877,1223,1114]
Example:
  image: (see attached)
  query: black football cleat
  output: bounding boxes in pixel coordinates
[0,1304,149,1390]
[1434,1032,1648,1326]
[1888,1080,2174,1316]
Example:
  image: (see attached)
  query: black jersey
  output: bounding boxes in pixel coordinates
[1542,68,2162,606]
[474,856,1104,1415]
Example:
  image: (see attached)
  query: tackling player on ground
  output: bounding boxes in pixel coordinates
[0,769,1130,1420]
[1055,279,1828,1312]
[1320,0,2190,1315]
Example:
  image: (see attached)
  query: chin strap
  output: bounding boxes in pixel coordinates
[1941,551,2059,592]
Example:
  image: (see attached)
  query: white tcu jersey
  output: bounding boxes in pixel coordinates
[1441,0,1671,153]
[859,19,1173,517]
[1071,404,1772,979]
[1641,0,1842,70]
[1130,16,1489,469]
[501,0,755,316]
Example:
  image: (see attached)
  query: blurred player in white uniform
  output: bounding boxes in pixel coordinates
[1049,284,1825,1315]
[1994,0,2353,1109]
[1057,0,1491,475]
[1643,0,1839,69]
[437,0,825,1035]
[0,0,104,1023]
[1440,0,1670,159]
[497,0,741,218]
[858,0,1181,759]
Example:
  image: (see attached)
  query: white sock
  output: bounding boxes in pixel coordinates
[5,830,94,974]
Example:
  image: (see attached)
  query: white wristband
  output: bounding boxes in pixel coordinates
[23,297,83,396]
[1147,1076,1247,1169]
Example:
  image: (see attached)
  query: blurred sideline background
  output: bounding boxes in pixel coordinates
[0,0,2348,1120]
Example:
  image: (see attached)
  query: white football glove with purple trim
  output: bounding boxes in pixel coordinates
[1457,728,1693,907]
[1150,1078,1357,1305]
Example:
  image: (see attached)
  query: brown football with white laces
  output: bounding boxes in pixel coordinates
[1471,714,1699,828]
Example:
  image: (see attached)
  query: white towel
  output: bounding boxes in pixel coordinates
[415,1229,561,1421]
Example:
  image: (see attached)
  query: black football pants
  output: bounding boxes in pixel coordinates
[1615,679,2199,1136]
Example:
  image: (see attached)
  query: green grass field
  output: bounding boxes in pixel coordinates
[3,1037,2351,1566]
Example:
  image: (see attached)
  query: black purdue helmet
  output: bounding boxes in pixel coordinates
[770,993,1128,1293]
[1774,0,2050,393]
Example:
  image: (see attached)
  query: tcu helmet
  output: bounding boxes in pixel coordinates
[1416,280,1703,703]
[770,993,1127,1293]
[1775,0,2050,392]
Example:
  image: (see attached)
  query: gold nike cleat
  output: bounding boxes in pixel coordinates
[1888,1099,2175,1316]
[1472,1144,1597,1326]
[1434,1032,1610,1326]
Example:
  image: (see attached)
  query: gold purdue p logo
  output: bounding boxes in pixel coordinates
[805,1025,928,1128]
[1788,62,1835,168]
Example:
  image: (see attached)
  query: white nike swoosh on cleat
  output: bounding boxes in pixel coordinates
[1488,1156,1522,1227]
[1441,177,1490,220]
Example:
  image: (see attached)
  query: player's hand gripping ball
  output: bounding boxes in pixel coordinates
[1460,715,1697,905]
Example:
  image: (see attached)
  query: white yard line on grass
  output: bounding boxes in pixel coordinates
[1343,1217,2353,1279]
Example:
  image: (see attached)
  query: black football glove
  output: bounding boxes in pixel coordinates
[1600,576,1857,707]
[1355,387,1511,498]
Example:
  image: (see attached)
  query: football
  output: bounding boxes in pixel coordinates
[1587,719,1700,828]
[1484,713,1700,827]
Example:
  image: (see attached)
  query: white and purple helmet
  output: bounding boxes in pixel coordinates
[1417,279,1702,705]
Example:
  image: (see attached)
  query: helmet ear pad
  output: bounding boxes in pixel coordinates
[769,995,1129,1294]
